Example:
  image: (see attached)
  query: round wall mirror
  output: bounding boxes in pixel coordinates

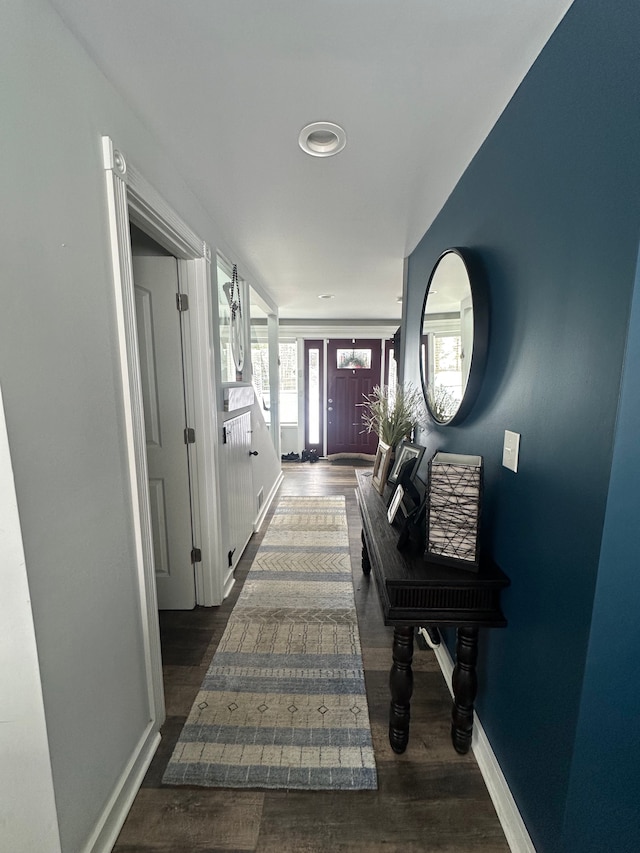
[420,248,488,425]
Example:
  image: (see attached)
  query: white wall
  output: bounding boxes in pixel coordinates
[0,388,61,853]
[0,1,279,850]
[281,425,301,455]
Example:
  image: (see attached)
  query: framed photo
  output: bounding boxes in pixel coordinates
[372,440,393,495]
[388,441,425,487]
[387,485,405,523]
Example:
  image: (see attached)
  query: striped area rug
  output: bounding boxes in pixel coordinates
[162,495,378,790]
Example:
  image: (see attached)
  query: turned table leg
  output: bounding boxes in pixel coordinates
[451,626,479,754]
[361,529,371,575]
[389,625,414,753]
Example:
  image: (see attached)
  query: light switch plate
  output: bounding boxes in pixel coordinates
[502,430,520,472]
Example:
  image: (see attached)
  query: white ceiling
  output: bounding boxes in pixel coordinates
[49,0,573,321]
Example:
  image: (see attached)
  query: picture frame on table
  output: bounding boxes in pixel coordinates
[388,440,425,487]
[372,440,393,495]
[387,484,405,523]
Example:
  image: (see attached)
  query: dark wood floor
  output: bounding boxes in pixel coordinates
[113,462,509,853]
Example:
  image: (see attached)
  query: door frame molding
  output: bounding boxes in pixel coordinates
[102,135,225,718]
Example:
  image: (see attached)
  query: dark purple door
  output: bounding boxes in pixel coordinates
[326,339,382,455]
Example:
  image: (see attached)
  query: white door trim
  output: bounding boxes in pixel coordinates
[101,136,225,720]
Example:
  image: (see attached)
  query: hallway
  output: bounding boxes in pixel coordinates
[113,462,508,852]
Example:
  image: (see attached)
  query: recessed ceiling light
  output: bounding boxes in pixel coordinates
[318,293,335,299]
[299,122,346,158]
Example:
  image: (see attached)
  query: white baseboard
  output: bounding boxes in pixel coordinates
[222,564,236,599]
[254,471,284,532]
[432,641,535,853]
[83,723,160,853]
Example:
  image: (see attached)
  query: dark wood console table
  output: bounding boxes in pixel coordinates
[355,470,509,755]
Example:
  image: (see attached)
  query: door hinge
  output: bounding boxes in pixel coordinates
[191,547,202,564]
[176,293,189,312]
[222,426,227,444]
[184,427,196,444]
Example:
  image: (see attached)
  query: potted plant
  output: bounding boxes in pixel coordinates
[359,383,425,447]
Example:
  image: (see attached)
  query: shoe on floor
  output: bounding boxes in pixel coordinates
[281,452,300,461]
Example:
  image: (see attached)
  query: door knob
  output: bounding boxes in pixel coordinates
[249,450,259,456]
[328,407,333,411]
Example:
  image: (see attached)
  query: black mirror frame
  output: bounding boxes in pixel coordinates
[420,247,489,426]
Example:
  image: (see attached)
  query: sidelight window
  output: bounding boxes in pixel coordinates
[279,342,298,425]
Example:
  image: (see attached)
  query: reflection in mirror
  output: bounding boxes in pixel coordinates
[249,288,271,423]
[217,256,246,382]
[421,249,478,425]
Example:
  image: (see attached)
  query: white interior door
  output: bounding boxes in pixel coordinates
[133,255,196,610]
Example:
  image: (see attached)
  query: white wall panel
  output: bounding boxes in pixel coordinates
[134,286,161,447]
[223,411,254,572]
[148,479,170,577]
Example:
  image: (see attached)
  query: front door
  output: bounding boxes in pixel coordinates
[326,339,382,455]
[132,255,196,610]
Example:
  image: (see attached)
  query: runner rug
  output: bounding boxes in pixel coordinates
[162,495,378,790]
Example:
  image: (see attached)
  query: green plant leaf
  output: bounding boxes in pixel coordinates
[359,383,426,447]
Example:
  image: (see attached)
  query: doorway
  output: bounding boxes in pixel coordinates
[103,134,226,731]
[326,339,382,456]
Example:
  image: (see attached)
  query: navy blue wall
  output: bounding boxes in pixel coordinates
[561,248,640,851]
[403,1,640,850]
